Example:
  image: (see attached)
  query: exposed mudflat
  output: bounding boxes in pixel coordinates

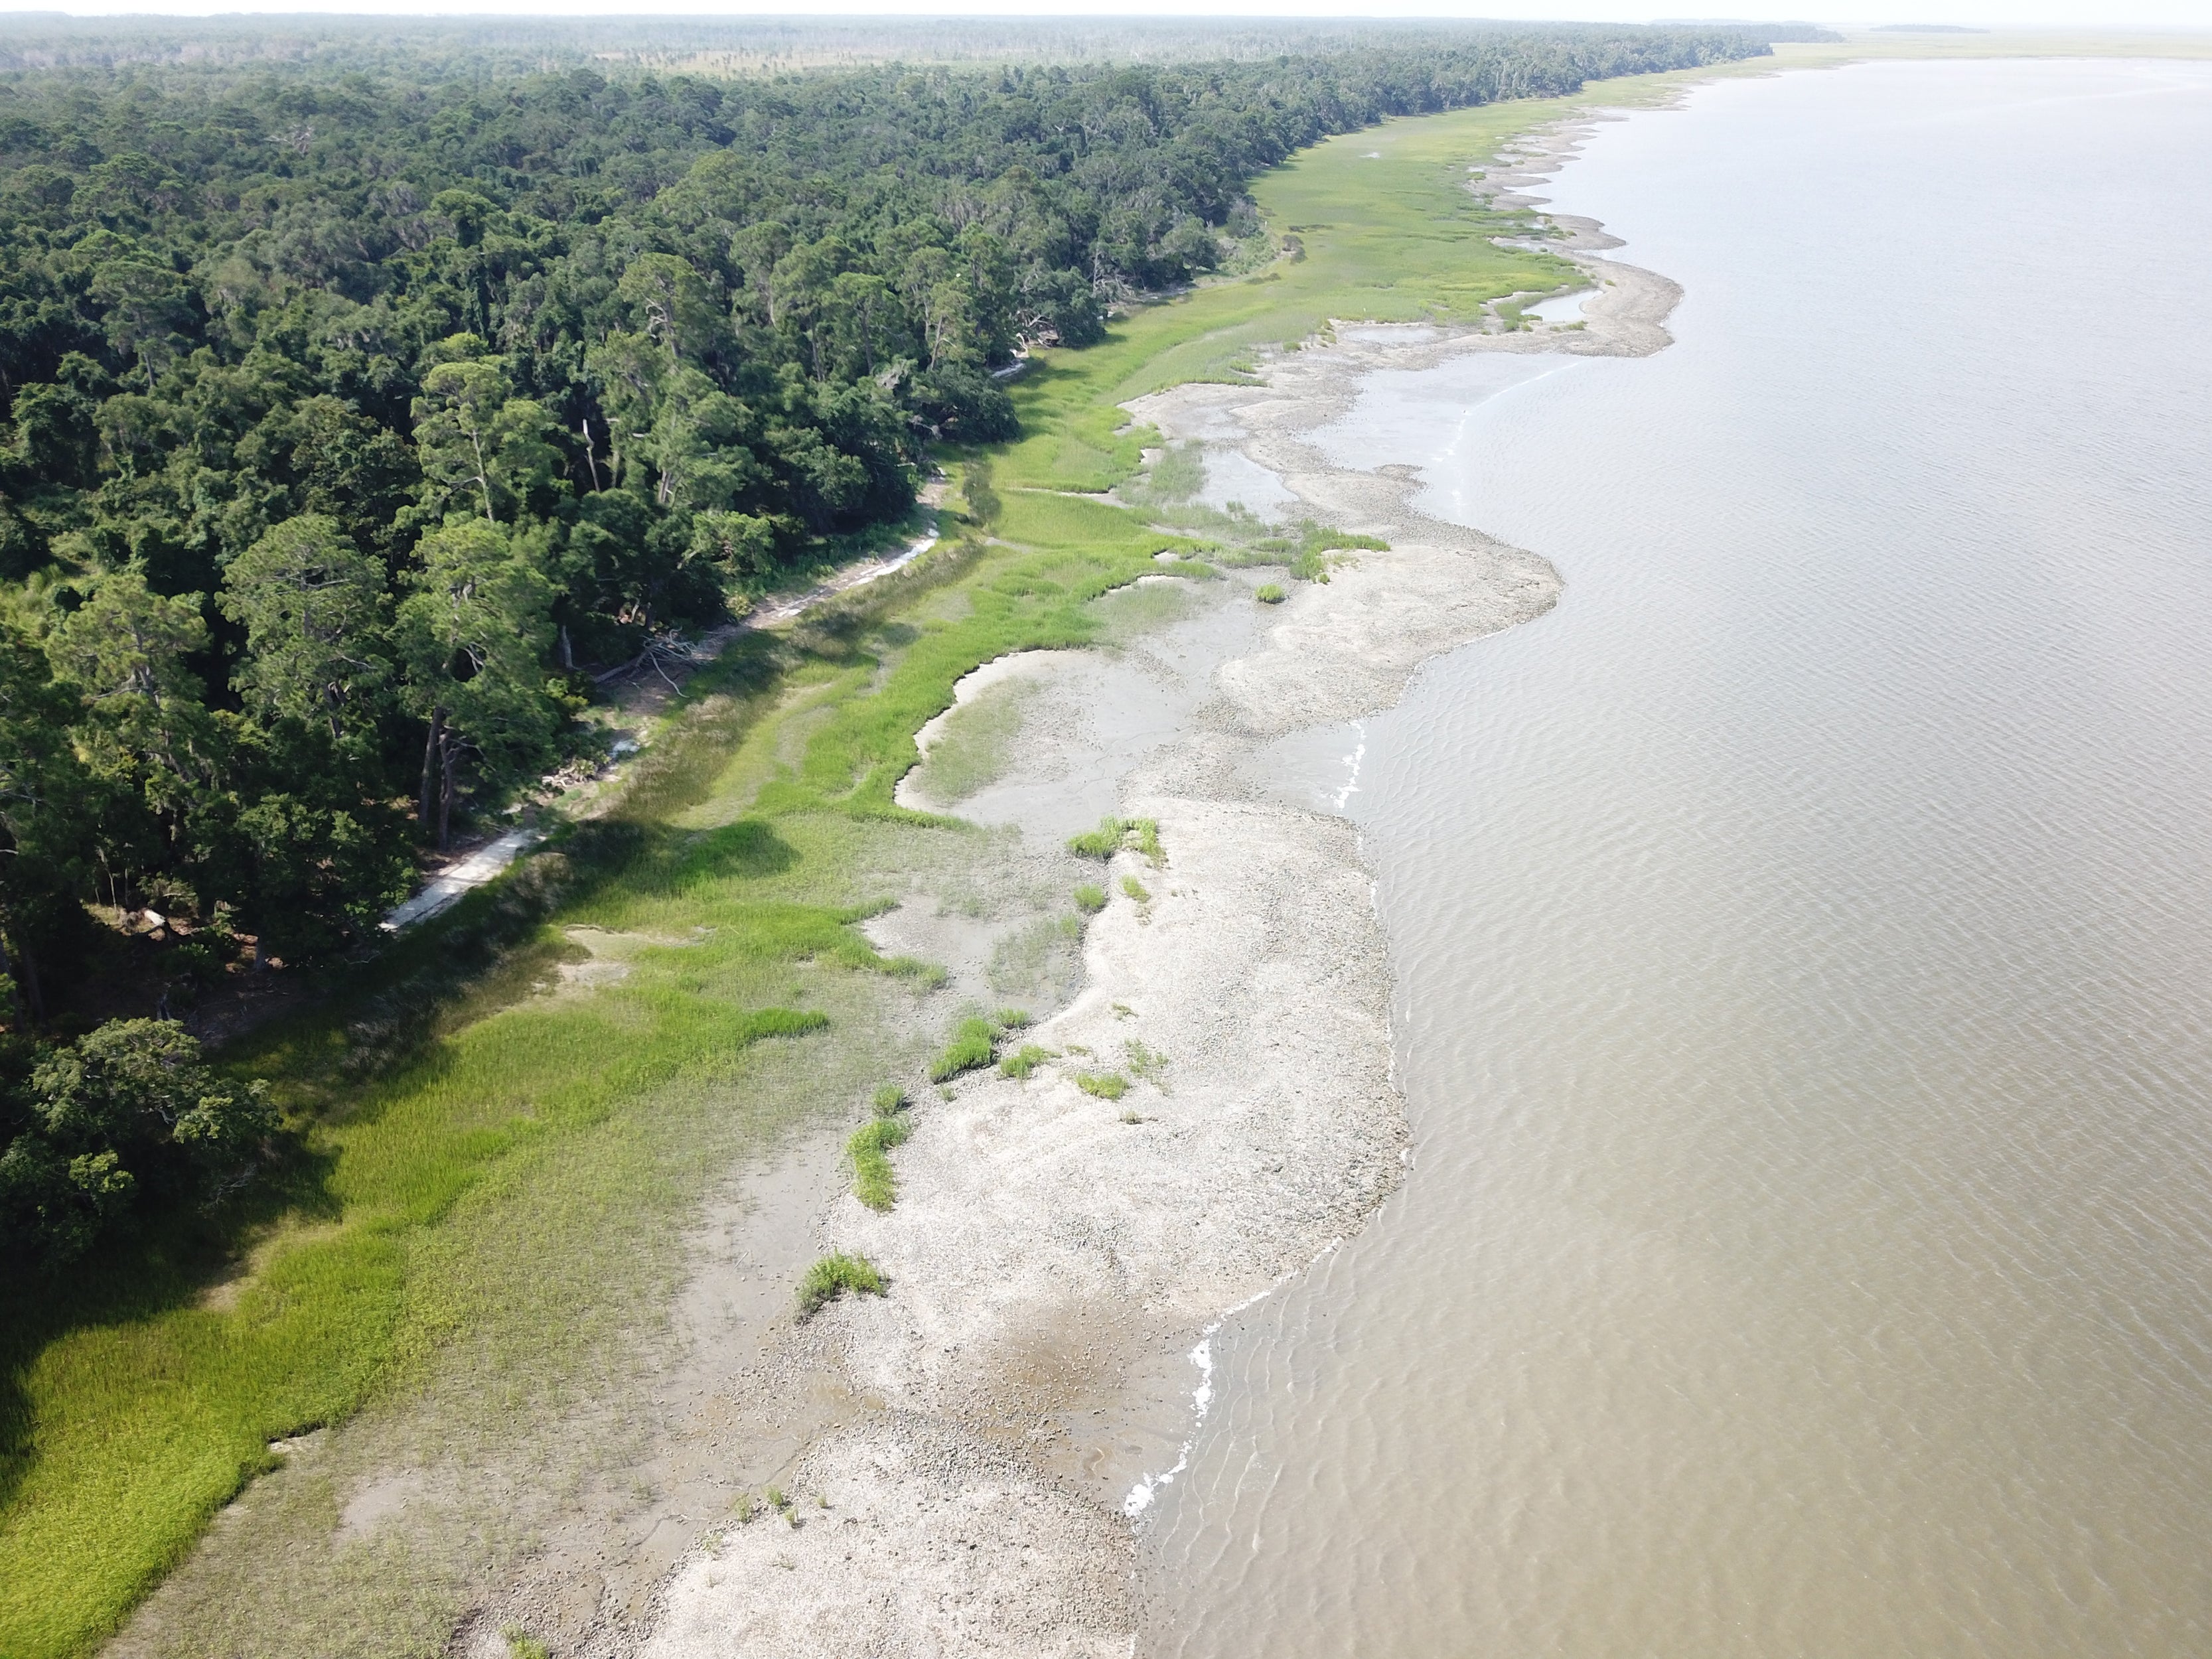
[619,130,1676,1655]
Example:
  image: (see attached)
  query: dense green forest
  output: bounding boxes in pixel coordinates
[0,23,1775,1268]
[0,13,1834,76]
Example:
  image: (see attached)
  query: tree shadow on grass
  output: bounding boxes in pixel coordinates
[286,812,802,1117]
[0,808,810,1514]
[0,1133,339,1517]
[565,816,800,905]
[0,808,812,1522]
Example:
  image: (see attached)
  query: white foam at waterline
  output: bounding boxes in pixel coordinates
[1120,1336,1212,1519]
[1332,722,1368,812]
[1122,1244,1341,1522]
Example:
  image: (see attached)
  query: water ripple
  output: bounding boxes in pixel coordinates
[1142,57,2212,1659]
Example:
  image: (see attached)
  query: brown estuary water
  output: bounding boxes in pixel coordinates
[1140,58,2212,1658]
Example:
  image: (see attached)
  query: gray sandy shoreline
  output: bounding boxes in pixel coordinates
[602,113,1680,1658]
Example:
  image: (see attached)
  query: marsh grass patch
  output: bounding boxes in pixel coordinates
[848,1099,912,1212]
[797,1254,885,1319]
[927,1016,999,1082]
[1124,1040,1169,1086]
[1066,816,1163,866]
[998,1044,1052,1081]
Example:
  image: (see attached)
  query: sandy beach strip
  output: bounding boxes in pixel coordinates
[583,159,1678,1659]
[402,109,1692,1659]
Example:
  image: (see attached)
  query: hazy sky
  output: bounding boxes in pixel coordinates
[8,1,2209,28]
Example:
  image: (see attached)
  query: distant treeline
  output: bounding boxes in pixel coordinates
[0,15,1834,77]
[0,24,1777,1265]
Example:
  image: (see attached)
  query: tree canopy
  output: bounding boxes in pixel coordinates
[0,25,1772,1267]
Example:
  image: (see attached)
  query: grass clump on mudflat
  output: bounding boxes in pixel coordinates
[1280,520,1389,584]
[848,1096,912,1212]
[797,1253,885,1318]
[1121,876,1151,902]
[1124,1041,1169,1085]
[926,1009,1026,1083]
[999,1044,1052,1081]
[1065,816,1163,866]
[1076,1072,1129,1101]
[1067,816,1127,859]
[928,1017,998,1081]
[1204,518,1389,584]
[1073,883,1108,914]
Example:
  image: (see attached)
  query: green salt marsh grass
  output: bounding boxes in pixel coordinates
[998,1044,1052,1082]
[1064,815,1161,863]
[796,1253,885,1318]
[0,78,1710,1659]
[848,1108,912,1212]
[927,1016,999,1082]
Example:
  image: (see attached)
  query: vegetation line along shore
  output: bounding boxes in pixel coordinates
[0,21,1785,1656]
